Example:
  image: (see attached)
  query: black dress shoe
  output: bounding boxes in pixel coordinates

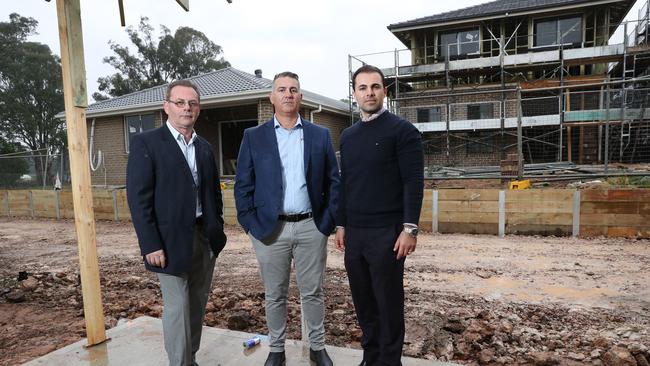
[310,348,333,366]
[264,351,286,366]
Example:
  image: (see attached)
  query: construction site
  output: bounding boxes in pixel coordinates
[1,0,650,365]
[349,0,650,185]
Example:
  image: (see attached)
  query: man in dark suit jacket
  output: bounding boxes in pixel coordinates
[235,72,339,366]
[127,79,227,366]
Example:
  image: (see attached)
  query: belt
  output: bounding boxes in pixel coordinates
[278,212,312,222]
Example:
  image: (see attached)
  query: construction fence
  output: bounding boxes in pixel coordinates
[2,188,649,239]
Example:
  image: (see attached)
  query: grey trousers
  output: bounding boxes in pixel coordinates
[157,225,216,366]
[250,217,328,352]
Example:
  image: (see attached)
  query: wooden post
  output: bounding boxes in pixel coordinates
[3,191,9,216]
[55,0,106,346]
[29,191,34,218]
[498,190,505,238]
[432,190,439,233]
[572,190,581,238]
[55,190,61,220]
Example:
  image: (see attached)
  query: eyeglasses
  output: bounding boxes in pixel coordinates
[166,99,200,108]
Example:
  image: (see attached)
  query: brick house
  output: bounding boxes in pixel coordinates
[71,67,350,186]
[354,0,650,170]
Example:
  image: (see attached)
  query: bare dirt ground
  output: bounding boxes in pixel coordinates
[0,217,649,365]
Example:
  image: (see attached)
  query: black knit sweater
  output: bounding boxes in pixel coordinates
[336,111,424,228]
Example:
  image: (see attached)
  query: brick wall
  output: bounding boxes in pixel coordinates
[86,111,164,186]
[310,110,350,151]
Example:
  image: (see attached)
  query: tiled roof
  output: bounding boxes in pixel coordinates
[84,67,348,115]
[388,0,601,30]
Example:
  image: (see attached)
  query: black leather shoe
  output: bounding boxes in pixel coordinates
[264,351,286,366]
[310,348,333,366]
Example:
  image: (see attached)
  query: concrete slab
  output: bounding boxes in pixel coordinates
[23,316,458,366]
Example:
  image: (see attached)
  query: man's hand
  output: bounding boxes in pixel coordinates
[335,227,345,252]
[145,249,166,268]
[393,231,416,260]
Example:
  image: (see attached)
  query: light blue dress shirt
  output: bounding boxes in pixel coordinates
[166,121,202,218]
[274,115,311,215]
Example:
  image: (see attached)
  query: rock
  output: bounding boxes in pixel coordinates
[635,354,650,366]
[602,346,637,366]
[591,349,603,359]
[6,290,26,303]
[227,310,252,330]
[628,343,648,355]
[478,348,495,364]
[593,336,613,349]
[443,318,466,334]
[568,352,586,361]
[530,351,560,366]
[21,276,39,291]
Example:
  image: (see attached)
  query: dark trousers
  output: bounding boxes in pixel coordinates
[345,224,405,366]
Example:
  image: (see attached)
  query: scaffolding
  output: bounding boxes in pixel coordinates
[348,0,650,176]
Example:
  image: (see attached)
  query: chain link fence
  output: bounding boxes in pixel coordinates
[0,152,70,189]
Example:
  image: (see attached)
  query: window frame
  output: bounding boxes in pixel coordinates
[416,106,444,123]
[532,14,583,48]
[124,113,156,153]
[438,27,481,60]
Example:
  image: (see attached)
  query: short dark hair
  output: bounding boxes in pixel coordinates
[273,71,300,89]
[352,64,385,90]
[166,79,201,101]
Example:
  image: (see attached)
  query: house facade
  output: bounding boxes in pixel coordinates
[76,68,350,186]
[353,0,650,171]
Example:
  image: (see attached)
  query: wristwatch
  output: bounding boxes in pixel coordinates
[403,225,418,238]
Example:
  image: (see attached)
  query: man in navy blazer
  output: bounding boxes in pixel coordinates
[235,72,339,366]
[127,80,226,366]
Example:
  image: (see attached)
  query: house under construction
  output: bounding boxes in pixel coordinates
[350,0,650,176]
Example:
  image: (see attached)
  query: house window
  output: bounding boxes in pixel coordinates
[125,114,155,151]
[219,120,257,176]
[438,28,480,59]
[534,15,582,47]
[416,107,443,123]
[467,104,494,120]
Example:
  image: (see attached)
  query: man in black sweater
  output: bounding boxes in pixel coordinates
[335,65,424,366]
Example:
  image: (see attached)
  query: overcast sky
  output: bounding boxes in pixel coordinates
[2,0,647,103]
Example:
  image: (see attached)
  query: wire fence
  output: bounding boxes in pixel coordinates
[0,152,70,189]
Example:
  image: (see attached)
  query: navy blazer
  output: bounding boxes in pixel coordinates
[234,118,339,241]
[126,125,227,275]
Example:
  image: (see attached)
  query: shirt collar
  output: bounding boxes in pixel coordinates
[274,115,303,129]
[361,107,387,122]
[166,120,196,144]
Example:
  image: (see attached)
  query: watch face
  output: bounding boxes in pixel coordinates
[405,227,418,237]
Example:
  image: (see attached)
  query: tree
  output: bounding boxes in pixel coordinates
[0,137,29,187]
[0,13,66,187]
[93,17,230,100]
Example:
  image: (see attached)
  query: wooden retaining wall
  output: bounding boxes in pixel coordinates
[2,188,649,239]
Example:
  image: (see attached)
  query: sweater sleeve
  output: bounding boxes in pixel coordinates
[396,121,424,225]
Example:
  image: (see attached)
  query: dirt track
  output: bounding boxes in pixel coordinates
[0,217,649,365]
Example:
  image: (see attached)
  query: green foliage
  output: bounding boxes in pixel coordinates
[0,138,29,186]
[93,17,230,100]
[606,176,650,188]
[0,13,66,185]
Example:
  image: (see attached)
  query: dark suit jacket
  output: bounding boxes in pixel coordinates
[126,125,227,275]
[234,118,339,241]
